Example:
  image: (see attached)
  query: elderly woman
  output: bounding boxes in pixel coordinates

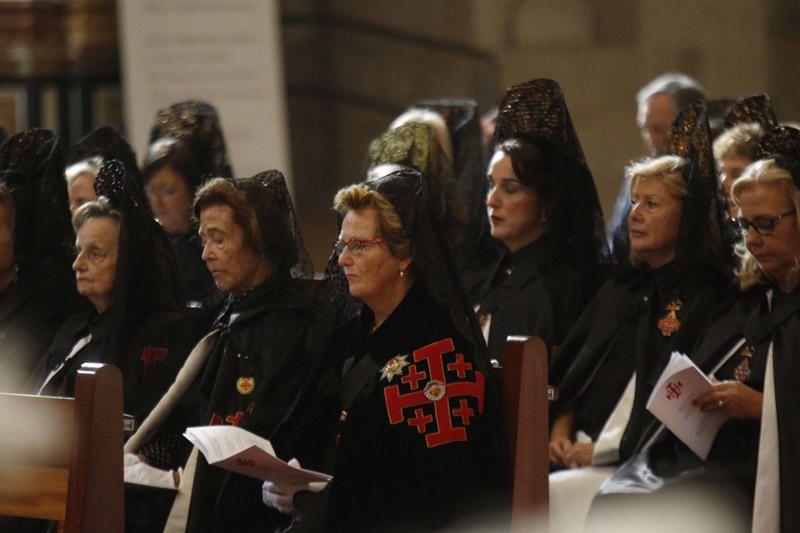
[143,101,233,307]
[717,128,800,532]
[470,79,609,362]
[123,171,323,533]
[546,102,731,530]
[34,128,190,427]
[64,155,101,215]
[264,169,507,532]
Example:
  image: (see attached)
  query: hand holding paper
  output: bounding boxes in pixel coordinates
[647,352,731,460]
[184,425,332,485]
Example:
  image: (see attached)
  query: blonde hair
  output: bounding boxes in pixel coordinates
[626,155,688,267]
[333,184,412,260]
[731,159,800,290]
[713,123,764,164]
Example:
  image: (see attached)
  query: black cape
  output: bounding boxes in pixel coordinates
[550,260,730,459]
[327,282,507,532]
[471,234,607,362]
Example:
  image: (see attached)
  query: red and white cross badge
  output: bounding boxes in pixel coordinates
[383,337,485,448]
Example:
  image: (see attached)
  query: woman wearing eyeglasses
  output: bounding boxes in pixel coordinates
[718,129,800,532]
[583,127,800,532]
[262,169,507,532]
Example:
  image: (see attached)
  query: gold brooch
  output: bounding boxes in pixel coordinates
[657,300,682,337]
[380,354,409,383]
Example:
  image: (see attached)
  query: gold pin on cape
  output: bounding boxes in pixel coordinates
[236,376,255,395]
[734,345,754,382]
[380,354,409,382]
[657,300,682,337]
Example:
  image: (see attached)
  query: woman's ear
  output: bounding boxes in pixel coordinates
[399,254,413,273]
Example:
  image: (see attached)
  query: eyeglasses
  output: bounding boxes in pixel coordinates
[735,209,797,236]
[333,238,383,256]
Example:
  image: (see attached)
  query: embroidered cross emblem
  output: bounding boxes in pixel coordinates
[384,338,485,448]
[140,347,168,374]
[225,410,244,427]
[401,364,426,390]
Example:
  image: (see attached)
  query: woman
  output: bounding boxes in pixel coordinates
[266,169,508,532]
[0,129,80,391]
[725,127,800,532]
[586,126,800,533]
[470,79,609,362]
[64,155,101,215]
[123,171,325,533]
[35,127,192,428]
[143,100,233,306]
[546,101,731,530]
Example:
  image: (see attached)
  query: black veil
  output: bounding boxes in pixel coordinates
[0,129,78,309]
[724,93,778,129]
[148,100,233,180]
[661,100,728,276]
[227,170,313,279]
[492,78,610,270]
[78,127,183,362]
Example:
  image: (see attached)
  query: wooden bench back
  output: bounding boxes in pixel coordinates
[501,336,550,532]
[0,363,124,532]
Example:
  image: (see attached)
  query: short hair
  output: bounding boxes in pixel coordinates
[626,155,689,267]
[193,177,263,255]
[494,138,553,202]
[713,123,765,163]
[72,196,121,233]
[390,109,454,163]
[65,156,103,187]
[333,183,412,261]
[731,159,800,290]
[636,73,706,126]
[627,155,689,198]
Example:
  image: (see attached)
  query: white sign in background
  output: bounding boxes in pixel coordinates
[117,0,291,187]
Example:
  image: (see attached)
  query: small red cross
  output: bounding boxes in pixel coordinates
[407,408,433,433]
[401,364,427,390]
[446,353,472,378]
[225,410,244,427]
[140,347,168,374]
[452,399,475,425]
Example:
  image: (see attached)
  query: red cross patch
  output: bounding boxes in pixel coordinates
[140,347,168,374]
[383,338,485,448]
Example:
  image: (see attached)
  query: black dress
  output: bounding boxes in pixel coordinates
[35,307,192,426]
[550,260,730,460]
[328,282,506,533]
[471,234,605,362]
[184,276,333,533]
[585,285,795,531]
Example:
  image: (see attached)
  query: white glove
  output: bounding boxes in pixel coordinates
[261,458,328,515]
[124,452,181,489]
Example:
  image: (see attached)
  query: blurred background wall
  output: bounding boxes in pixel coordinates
[1,0,798,269]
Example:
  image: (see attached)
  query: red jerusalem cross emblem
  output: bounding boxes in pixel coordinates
[383,338,485,448]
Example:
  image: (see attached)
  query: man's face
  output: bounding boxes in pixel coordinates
[638,93,678,156]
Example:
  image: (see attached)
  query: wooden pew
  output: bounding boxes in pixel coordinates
[501,336,552,532]
[0,363,124,533]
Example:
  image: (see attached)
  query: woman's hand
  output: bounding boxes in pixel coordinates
[692,381,763,420]
[563,442,594,468]
[549,436,573,466]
